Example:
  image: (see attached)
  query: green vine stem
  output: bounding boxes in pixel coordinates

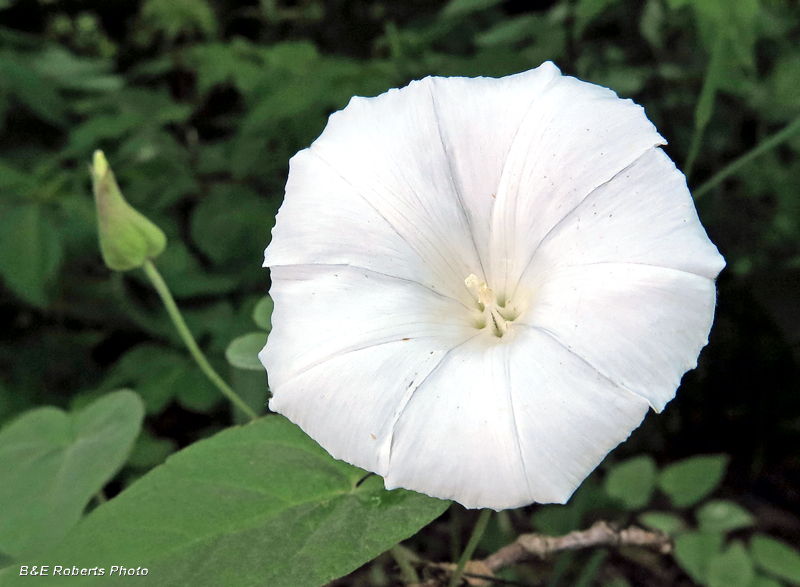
[142,259,259,421]
[448,509,492,587]
[390,544,420,585]
[684,29,727,181]
[693,114,800,200]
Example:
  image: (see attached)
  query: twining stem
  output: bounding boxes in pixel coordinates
[448,509,492,587]
[450,506,463,562]
[142,259,258,421]
[693,114,800,199]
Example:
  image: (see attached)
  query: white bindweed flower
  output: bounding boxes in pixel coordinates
[259,62,725,510]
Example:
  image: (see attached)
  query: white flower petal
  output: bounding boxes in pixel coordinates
[266,338,451,479]
[384,327,650,509]
[262,264,471,391]
[521,263,718,412]
[383,335,530,510]
[422,63,561,268]
[489,73,665,297]
[264,148,465,300]
[267,79,485,304]
[262,265,470,476]
[265,63,563,305]
[516,147,725,284]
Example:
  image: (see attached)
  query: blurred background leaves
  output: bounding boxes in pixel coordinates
[0,0,799,584]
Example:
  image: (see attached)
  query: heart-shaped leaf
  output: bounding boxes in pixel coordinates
[659,454,728,508]
[0,390,144,560]
[604,455,657,509]
[3,416,449,586]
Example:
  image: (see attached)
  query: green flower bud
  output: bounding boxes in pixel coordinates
[91,150,166,271]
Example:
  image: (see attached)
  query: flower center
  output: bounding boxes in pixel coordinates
[464,274,519,337]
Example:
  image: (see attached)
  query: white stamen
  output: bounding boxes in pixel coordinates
[464,274,494,306]
[465,274,512,337]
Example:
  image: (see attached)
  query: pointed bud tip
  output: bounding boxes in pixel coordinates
[90,152,167,271]
[92,150,109,178]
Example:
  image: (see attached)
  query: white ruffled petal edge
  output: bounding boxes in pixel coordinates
[489,72,665,298]
[261,64,724,510]
[516,147,725,286]
[521,263,719,412]
[268,307,651,509]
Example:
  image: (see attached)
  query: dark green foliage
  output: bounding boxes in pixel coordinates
[751,535,800,585]
[226,332,269,370]
[0,203,60,306]
[675,531,726,585]
[659,454,729,508]
[596,454,800,587]
[603,454,657,509]
[697,500,755,533]
[707,541,755,587]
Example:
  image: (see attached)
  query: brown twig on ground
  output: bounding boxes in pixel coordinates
[394,521,672,586]
[482,520,672,573]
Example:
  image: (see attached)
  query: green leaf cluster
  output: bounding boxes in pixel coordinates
[598,454,800,587]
